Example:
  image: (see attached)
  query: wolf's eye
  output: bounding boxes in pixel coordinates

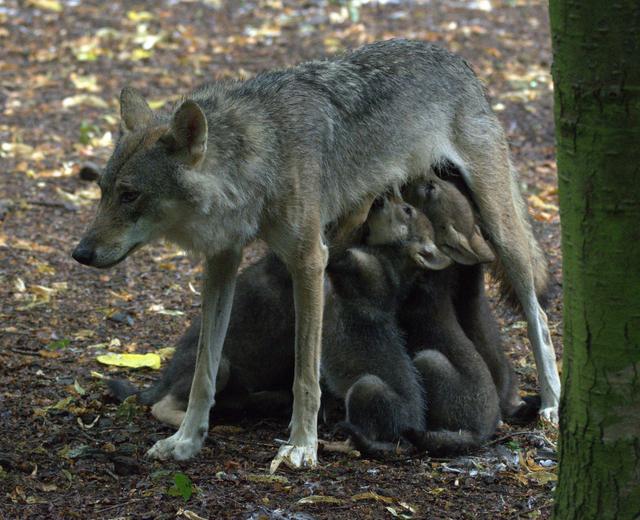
[120,191,140,204]
[403,205,413,217]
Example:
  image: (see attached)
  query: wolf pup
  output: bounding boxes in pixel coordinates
[108,252,296,427]
[72,39,558,471]
[318,197,454,456]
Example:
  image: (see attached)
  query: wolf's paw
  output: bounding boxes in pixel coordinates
[269,443,317,473]
[146,432,203,461]
[539,406,559,426]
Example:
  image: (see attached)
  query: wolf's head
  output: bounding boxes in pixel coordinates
[72,88,210,268]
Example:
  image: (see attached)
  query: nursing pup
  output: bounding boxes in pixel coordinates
[403,174,539,422]
[75,38,557,469]
[108,253,296,427]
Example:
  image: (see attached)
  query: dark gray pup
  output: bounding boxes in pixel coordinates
[403,174,539,422]
[109,253,296,428]
[398,176,535,455]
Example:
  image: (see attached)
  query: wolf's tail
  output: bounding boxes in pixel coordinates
[337,422,401,459]
[489,163,550,310]
[404,428,481,457]
[106,378,168,406]
[505,395,541,425]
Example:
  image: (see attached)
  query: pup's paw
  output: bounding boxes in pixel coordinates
[539,406,559,426]
[269,443,317,473]
[146,432,203,461]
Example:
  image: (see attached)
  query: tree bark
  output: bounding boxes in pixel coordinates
[549,2,640,519]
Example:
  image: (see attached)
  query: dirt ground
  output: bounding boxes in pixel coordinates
[0,0,562,518]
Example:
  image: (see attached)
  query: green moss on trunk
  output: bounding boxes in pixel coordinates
[549,1,640,519]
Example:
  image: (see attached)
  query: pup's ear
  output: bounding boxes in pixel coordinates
[411,241,452,271]
[166,100,208,167]
[120,87,153,132]
[441,224,495,265]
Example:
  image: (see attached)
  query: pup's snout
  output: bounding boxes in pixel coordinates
[72,242,96,266]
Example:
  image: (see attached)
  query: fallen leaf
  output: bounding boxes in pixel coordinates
[528,471,558,485]
[246,474,289,485]
[27,0,62,12]
[147,304,185,316]
[297,495,344,505]
[73,379,86,396]
[154,347,175,361]
[69,73,100,92]
[96,352,162,370]
[178,510,208,520]
[62,94,109,109]
[351,491,395,504]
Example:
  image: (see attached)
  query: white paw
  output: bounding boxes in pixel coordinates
[269,443,317,473]
[539,406,559,426]
[146,432,204,461]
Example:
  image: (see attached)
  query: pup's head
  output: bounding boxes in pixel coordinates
[327,195,452,303]
[403,175,494,266]
[72,88,208,268]
[365,194,452,271]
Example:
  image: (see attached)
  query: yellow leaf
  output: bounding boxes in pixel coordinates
[156,347,176,361]
[527,471,558,485]
[27,0,62,12]
[351,491,395,504]
[69,73,100,92]
[297,495,344,505]
[131,48,153,61]
[528,194,558,212]
[96,352,162,370]
[62,94,109,109]
[127,10,153,22]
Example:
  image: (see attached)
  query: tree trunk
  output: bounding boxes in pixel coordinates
[549,2,640,519]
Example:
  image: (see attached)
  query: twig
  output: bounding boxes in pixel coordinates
[9,347,38,356]
[486,430,540,447]
[94,498,144,514]
[26,199,78,211]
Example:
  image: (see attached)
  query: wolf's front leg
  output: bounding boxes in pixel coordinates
[270,239,328,473]
[146,248,242,461]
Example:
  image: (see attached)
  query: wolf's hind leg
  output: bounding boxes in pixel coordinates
[146,248,242,460]
[453,123,560,423]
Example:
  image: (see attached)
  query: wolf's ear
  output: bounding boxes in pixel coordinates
[120,87,153,132]
[166,100,208,167]
[440,224,494,265]
[411,241,452,271]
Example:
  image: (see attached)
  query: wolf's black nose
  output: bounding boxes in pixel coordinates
[72,243,96,265]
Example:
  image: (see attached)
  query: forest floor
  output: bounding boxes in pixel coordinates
[0,0,561,518]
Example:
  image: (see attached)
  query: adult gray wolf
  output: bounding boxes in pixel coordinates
[72,39,559,470]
